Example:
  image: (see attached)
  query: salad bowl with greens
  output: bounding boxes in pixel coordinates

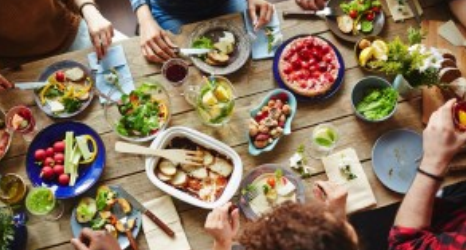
[104,81,171,142]
[351,76,398,122]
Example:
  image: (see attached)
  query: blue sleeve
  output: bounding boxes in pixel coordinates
[129,0,147,12]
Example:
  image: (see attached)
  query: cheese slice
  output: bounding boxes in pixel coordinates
[47,100,65,113]
[322,148,377,214]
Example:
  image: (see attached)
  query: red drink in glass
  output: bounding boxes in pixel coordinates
[6,105,38,141]
[453,101,466,131]
[162,59,189,87]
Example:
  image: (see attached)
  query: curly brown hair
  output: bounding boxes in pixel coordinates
[238,202,358,250]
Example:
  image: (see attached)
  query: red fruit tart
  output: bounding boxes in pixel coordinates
[278,36,340,97]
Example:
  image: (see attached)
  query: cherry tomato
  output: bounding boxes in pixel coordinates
[372,6,381,12]
[34,149,46,161]
[55,71,65,82]
[58,174,70,186]
[53,141,65,153]
[366,12,375,21]
[54,153,65,164]
[267,177,276,188]
[349,10,358,19]
[45,147,54,157]
[40,166,55,180]
[44,157,55,167]
[53,165,65,176]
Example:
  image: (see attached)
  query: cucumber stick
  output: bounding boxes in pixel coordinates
[64,132,74,174]
[69,145,82,186]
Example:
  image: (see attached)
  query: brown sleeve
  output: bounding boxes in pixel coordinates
[61,0,80,14]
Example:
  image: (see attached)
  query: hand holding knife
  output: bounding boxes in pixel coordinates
[114,186,175,238]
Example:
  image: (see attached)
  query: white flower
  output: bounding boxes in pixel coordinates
[104,72,118,84]
[289,153,302,169]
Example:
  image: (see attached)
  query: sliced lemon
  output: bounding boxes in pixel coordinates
[372,40,389,60]
[313,127,337,147]
[201,91,218,106]
[459,110,466,126]
[359,47,374,67]
[214,85,231,102]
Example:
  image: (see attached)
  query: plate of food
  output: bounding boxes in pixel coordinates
[26,121,106,199]
[327,0,385,43]
[188,20,251,75]
[238,164,305,220]
[145,126,243,209]
[0,110,12,161]
[70,185,142,250]
[372,129,423,194]
[273,35,345,101]
[35,60,94,118]
[248,89,297,155]
[104,81,171,142]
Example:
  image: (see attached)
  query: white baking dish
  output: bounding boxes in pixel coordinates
[145,126,243,209]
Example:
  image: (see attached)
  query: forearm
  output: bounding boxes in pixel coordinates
[394,159,445,229]
[450,0,466,29]
[72,0,100,20]
[136,5,159,26]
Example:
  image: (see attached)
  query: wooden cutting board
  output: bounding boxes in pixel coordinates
[421,20,466,124]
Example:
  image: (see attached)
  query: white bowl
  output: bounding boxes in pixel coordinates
[145,126,243,209]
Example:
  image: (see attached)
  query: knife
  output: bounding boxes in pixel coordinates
[283,7,343,19]
[406,0,421,27]
[114,186,175,238]
[15,82,47,90]
[176,48,212,56]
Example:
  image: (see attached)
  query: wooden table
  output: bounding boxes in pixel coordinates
[1,0,466,249]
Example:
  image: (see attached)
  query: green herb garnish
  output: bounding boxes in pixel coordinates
[340,165,358,180]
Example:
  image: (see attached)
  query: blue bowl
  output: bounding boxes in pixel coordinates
[248,89,297,156]
[272,35,345,102]
[351,76,398,122]
[26,121,106,199]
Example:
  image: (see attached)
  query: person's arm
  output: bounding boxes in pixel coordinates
[74,0,113,59]
[450,0,466,29]
[134,4,177,63]
[205,202,240,250]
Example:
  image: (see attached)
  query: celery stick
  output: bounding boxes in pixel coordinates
[76,136,92,160]
[64,132,74,174]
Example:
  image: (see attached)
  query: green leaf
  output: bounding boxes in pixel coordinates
[361,20,373,33]
[192,36,214,49]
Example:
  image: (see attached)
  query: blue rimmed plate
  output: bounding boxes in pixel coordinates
[372,129,423,194]
[35,60,94,118]
[272,35,345,102]
[70,185,142,250]
[26,121,106,199]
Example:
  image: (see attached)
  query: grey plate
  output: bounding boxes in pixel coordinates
[372,129,423,194]
[326,0,385,43]
[70,185,142,249]
[188,20,251,75]
[35,60,94,118]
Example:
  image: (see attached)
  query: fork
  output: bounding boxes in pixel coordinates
[114,203,139,250]
[115,141,204,166]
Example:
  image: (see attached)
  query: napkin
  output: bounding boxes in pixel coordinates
[87,45,135,103]
[386,0,422,22]
[439,20,466,47]
[322,148,377,214]
[142,195,191,250]
[243,5,283,60]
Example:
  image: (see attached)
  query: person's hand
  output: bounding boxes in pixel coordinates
[248,0,274,31]
[0,74,14,92]
[422,99,466,176]
[139,18,177,63]
[313,180,348,219]
[205,202,240,250]
[70,228,121,250]
[296,0,327,10]
[82,5,114,60]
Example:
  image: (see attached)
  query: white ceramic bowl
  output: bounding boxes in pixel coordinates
[145,126,243,209]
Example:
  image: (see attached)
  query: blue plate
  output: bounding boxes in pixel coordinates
[70,185,142,250]
[272,35,345,102]
[26,121,106,199]
[35,60,94,118]
[372,129,423,194]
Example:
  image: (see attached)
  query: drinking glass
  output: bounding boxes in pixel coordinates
[183,75,236,127]
[25,187,64,221]
[0,174,27,205]
[309,123,340,159]
[6,105,39,142]
[162,58,190,87]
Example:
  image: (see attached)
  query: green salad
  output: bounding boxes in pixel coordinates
[356,87,397,121]
[116,83,168,137]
